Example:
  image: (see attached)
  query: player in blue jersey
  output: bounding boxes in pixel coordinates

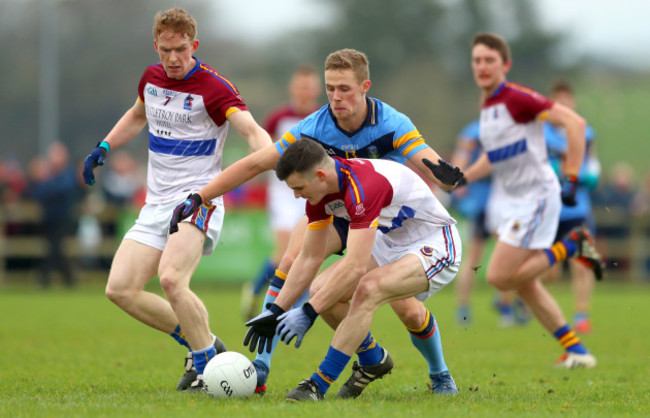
[170,49,462,396]
[543,79,601,334]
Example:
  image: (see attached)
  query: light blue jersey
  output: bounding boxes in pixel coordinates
[275,97,429,163]
[545,123,598,221]
[452,120,491,219]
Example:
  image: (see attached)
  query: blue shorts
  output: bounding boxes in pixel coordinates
[471,211,491,240]
[332,217,350,256]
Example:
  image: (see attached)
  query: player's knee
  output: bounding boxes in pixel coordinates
[159,273,183,300]
[105,282,130,307]
[486,272,512,291]
[351,277,380,308]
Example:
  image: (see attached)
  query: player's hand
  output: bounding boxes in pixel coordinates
[82,141,110,186]
[560,175,579,206]
[169,193,203,234]
[276,303,319,349]
[422,158,466,187]
[243,303,285,354]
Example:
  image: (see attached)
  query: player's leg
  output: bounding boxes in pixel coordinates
[456,234,485,325]
[570,258,594,333]
[252,217,343,393]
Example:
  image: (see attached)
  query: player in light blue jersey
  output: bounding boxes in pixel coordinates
[543,79,601,334]
[170,49,462,396]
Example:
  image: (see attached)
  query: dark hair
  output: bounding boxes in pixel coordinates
[275,138,328,181]
[472,32,510,63]
[549,78,574,95]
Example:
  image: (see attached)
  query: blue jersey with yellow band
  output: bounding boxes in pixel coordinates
[274,97,429,163]
[545,122,598,221]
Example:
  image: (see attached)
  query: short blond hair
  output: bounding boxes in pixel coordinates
[324,49,369,83]
[153,8,197,41]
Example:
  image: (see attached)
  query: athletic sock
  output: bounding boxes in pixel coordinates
[543,239,578,266]
[356,332,384,366]
[170,324,190,349]
[191,345,217,375]
[554,324,588,354]
[407,310,448,375]
[255,270,287,370]
[252,258,276,295]
[311,346,351,395]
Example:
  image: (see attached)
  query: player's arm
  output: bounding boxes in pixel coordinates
[462,152,492,183]
[197,143,280,202]
[227,110,273,152]
[451,137,478,171]
[543,102,586,177]
[306,226,376,314]
[274,225,330,310]
[408,148,457,191]
[83,98,147,185]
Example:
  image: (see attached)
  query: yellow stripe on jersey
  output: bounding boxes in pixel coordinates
[340,168,362,204]
[308,216,333,230]
[537,110,550,120]
[370,218,379,228]
[225,107,240,118]
[200,64,240,94]
[279,132,299,151]
[393,130,426,156]
[505,81,535,97]
[138,96,145,104]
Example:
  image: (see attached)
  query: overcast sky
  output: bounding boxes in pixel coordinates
[211,0,650,70]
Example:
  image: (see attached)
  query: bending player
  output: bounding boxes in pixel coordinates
[170,49,462,396]
[265,139,461,401]
[82,8,272,391]
[433,33,603,368]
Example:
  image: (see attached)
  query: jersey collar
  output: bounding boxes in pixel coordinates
[327,97,378,138]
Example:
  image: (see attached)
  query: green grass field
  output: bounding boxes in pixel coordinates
[1,281,648,417]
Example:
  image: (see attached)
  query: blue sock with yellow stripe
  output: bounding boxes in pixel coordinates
[252,258,276,295]
[170,324,190,349]
[408,310,448,375]
[543,239,578,266]
[311,346,351,395]
[192,345,217,375]
[356,332,385,366]
[554,325,588,354]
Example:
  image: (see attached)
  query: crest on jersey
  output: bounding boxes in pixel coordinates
[420,246,434,257]
[355,203,365,216]
[511,221,521,232]
[368,145,379,159]
[184,94,194,111]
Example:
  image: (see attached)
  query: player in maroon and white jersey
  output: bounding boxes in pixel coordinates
[453,33,603,369]
[268,139,461,400]
[82,8,271,391]
[241,65,322,321]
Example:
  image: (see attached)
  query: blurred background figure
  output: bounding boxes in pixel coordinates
[542,79,601,334]
[101,149,145,208]
[241,64,322,320]
[28,141,82,288]
[449,119,493,326]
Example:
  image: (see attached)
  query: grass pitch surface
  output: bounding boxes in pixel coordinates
[1,281,648,417]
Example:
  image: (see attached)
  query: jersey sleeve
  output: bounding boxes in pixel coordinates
[306,203,333,230]
[275,117,307,155]
[504,83,553,124]
[201,69,248,126]
[391,115,429,159]
[343,164,392,229]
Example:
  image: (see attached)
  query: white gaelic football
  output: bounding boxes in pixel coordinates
[203,351,257,398]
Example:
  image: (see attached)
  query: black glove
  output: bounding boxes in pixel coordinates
[560,175,579,206]
[243,303,285,354]
[82,141,110,186]
[422,158,465,187]
[169,193,203,234]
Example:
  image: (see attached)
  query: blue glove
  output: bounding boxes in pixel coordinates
[82,141,110,185]
[422,158,465,187]
[277,303,319,349]
[561,175,578,206]
[243,303,285,354]
[169,193,203,234]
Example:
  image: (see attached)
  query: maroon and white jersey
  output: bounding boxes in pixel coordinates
[480,81,559,201]
[137,58,248,204]
[306,157,455,245]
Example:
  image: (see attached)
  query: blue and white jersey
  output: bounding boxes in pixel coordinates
[452,119,491,218]
[275,97,429,163]
[545,123,598,220]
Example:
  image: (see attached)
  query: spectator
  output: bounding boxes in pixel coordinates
[28,141,82,288]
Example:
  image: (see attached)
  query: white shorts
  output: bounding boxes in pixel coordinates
[372,224,462,302]
[267,174,305,231]
[487,192,560,249]
[123,200,225,255]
